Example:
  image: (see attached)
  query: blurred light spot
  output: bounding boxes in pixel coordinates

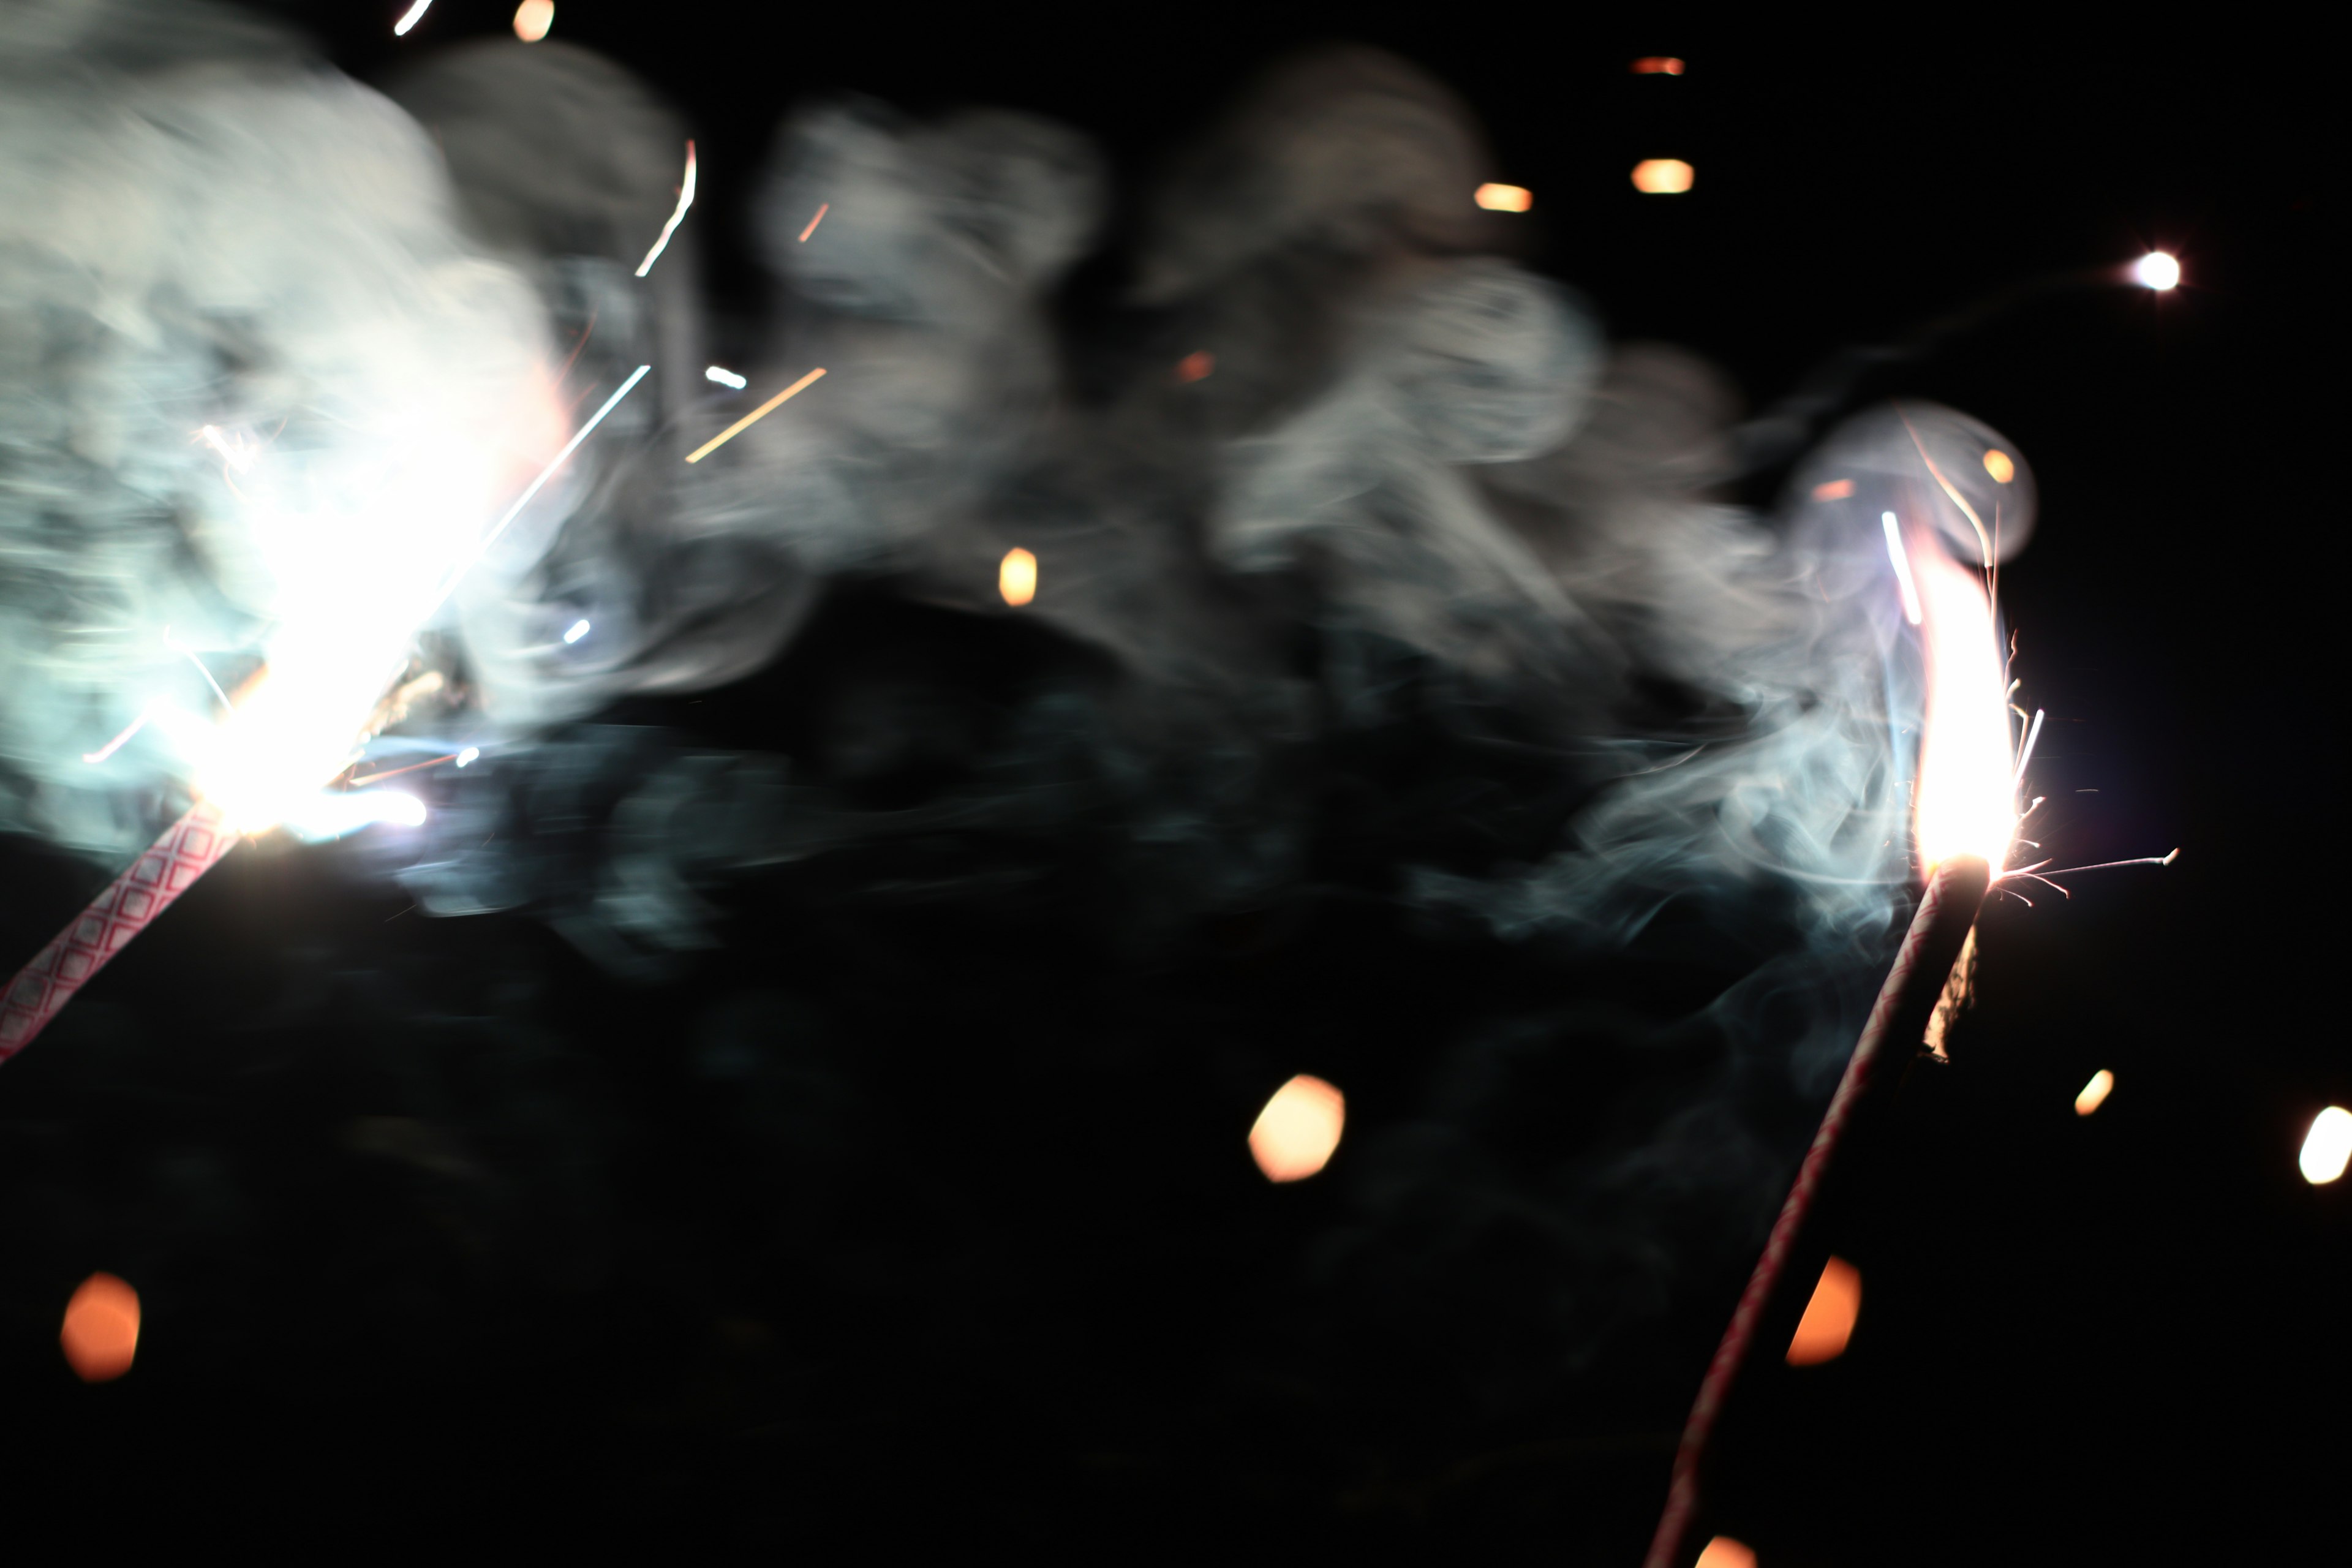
[998,548,1038,607]
[2300,1106,2352,1185]
[512,0,554,42]
[392,0,432,37]
[1695,1539,1755,1568]
[1787,1255,1861,1365]
[1983,448,2016,484]
[1812,478,1854,502]
[281,790,427,842]
[563,619,590,644]
[2075,1069,2114,1117]
[1474,183,1533,213]
[1174,350,1214,383]
[62,1273,139,1383]
[1631,56,1686,75]
[705,366,747,390]
[1632,159,1695,195]
[1250,1074,1345,1183]
[377,791,427,827]
[454,747,479,767]
[2132,252,2180,291]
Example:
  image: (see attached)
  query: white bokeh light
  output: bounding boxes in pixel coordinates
[2132,252,2180,291]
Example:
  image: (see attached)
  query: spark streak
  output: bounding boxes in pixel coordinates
[682,368,826,464]
[798,202,829,242]
[1882,511,1923,624]
[392,0,431,36]
[633,141,696,277]
[81,710,151,765]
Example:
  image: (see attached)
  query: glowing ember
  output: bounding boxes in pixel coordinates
[1785,1255,1861,1365]
[392,1,432,37]
[633,140,696,277]
[1631,57,1687,75]
[798,203,830,243]
[1907,533,2019,872]
[1631,159,1695,195]
[2132,252,2181,292]
[1249,1074,1345,1183]
[683,368,827,464]
[2075,1069,2116,1117]
[1694,1540,1755,1568]
[2299,1106,2352,1185]
[998,548,1038,607]
[61,1273,140,1383]
[1474,183,1533,213]
[512,0,554,43]
[1174,351,1214,383]
[705,366,748,390]
[1812,478,1854,501]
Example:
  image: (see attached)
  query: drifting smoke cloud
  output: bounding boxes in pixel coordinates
[0,2,2041,1462]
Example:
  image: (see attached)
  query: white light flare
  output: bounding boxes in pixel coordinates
[1249,1074,1345,1183]
[1907,530,2021,873]
[2075,1069,2115,1117]
[704,366,747,390]
[2132,252,2181,292]
[392,0,432,37]
[562,618,590,644]
[2300,1106,2352,1185]
[455,747,480,767]
[633,140,696,278]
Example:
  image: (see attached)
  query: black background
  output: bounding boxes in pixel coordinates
[1,4,2337,1560]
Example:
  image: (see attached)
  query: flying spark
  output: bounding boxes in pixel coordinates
[2075,1069,2115,1116]
[455,747,479,767]
[562,618,590,644]
[1474,183,1532,212]
[1631,159,1694,194]
[1249,1075,1346,1183]
[798,202,829,242]
[2301,1107,2352,1185]
[633,140,696,277]
[392,0,432,37]
[61,1273,140,1383]
[998,548,1037,606]
[704,365,748,390]
[683,368,826,464]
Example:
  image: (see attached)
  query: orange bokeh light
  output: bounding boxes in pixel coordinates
[511,0,553,42]
[1631,159,1695,195]
[1174,350,1215,383]
[1695,1538,1756,1568]
[1786,1255,1861,1366]
[1474,183,1534,213]
[999,547,1038,607]
[1250,1074,1345,1183]
[62,1272,140,1383]
[2075,1069,2115,1117]
[1632,57,1687,75]
[1812,478,1855,502]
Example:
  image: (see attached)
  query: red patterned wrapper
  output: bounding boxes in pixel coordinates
[0,802,238,1063]
[1643,853,1991,1568]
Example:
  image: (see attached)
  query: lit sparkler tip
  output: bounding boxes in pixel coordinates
[2132,252,2180,291]
[392,0,432,36]
[633,140,697,277]
[704,366,748,390]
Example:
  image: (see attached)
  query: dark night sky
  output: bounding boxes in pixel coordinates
[1,4,2338,1560]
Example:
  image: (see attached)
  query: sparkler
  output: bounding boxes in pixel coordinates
[1,362,654,1065]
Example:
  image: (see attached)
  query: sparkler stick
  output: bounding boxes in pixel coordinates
[0,803,238,1062]
[1643,853,1991,1568]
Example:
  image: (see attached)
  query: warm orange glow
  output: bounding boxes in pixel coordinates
[1909,535,2018,872]
[1982,448,2015,484]
[511,0,552,42]
[1174,350,1215,383]
[1631,57,1687,75]
[62,1273,140,1383]
[1787,1255,1860,1365]
[999,548,1038,607]
[798,203,829,243]
[1812,478,1854,502]
[1250,1074,1345,1183]
[2075,1069,2115,1117]
[1631,159,1694,195]
[1695,1539,1755,1568]
[1475,183,1534,213]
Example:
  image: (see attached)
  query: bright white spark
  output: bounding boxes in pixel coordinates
[392,0,432,36]
[198,424,257,474]
[281,790,426,843]
[455,747,480,767]
[704,366,747,390]
[2132,252,2180,291]
[633,141,697,278]
[2301,1107,2352,1185]
[562,619,590,644]
[1882,511,1923,625]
